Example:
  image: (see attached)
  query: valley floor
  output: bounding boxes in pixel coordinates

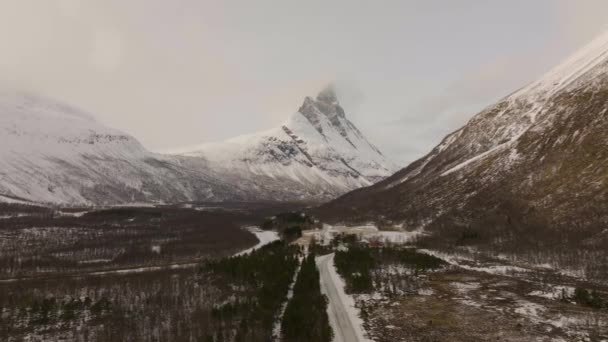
[3,203,608,342]
[0,202,297,342]
[300,224,608,342]
[359,264,608,341]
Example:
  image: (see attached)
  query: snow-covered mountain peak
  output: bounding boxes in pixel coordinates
[316,84,339,104]
[297,88,345,132]
[169,86,397,200]
[294,86,381,155]
[298,85,345,124]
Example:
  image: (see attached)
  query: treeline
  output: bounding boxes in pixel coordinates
[1,267,220,342]
[0,202,52,216]
[0,207,257,278]
[26,296,111,326]
[200,241,300,342]
[334,239,444,295]
[0,293,113,339]
[261,212,316,242]
[281,254,333,342]
[572,287,608,310]
[334,245,375,293]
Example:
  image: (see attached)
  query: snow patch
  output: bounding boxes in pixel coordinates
[234,227,280,256]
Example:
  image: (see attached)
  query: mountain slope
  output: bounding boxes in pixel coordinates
[170,86,397,202]
[0,87,395,205]
[0,90,261,205]
[316,32,608,247]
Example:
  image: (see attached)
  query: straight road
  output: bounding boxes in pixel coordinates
[316,253,366,342]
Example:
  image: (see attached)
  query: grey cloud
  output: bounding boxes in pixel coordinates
[0,0,606,165]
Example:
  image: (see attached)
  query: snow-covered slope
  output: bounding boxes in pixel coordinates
[170,86,397,201]
[0,90,254,205]
[0,87,395,205]
[317,31,608,241]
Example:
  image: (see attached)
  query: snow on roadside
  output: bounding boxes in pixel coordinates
[234,226,280,256]
[320,254,374,342]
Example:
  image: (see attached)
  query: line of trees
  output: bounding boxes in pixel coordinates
[200,241,300,342]
[572,287,607,309]
[281,254,333,342]
[261,211,316,243]
[334,245,375,293]
[0,207,257,278]
[334,238,445,295]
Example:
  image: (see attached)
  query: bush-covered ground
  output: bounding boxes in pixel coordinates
[0,203,308,342]
[323,234,608,341]
[0,206,266,279]
[333,236,444,295]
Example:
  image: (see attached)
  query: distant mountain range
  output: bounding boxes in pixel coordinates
[316,31,608,247]
[0,87,396,205]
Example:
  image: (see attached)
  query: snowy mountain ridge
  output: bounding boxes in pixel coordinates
[170,86,397,193]
[0,86,395,205]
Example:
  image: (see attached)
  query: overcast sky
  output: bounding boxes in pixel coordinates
[1,1,607,164]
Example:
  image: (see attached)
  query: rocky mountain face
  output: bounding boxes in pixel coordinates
[171,86,397,202]
[0,87,395,205]
[316,32,608,249]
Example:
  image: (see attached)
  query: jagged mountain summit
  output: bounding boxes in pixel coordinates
[170,86,398,201]
[0,87,395,205]
[317,31,608,246]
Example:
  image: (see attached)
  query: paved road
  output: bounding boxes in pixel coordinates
[316,253,363,342]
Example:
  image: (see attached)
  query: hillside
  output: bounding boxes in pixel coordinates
[316,31,608,251]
